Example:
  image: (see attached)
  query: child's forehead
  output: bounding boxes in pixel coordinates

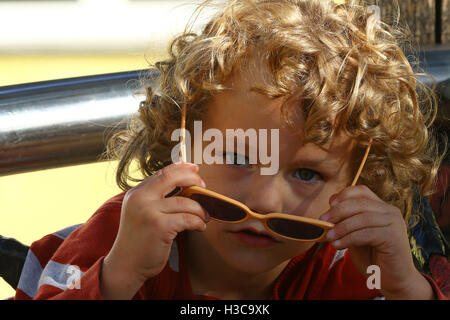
[203,63,355,153]
[204,80,355,154]
[206,69,304,128]
[205,85,300,132]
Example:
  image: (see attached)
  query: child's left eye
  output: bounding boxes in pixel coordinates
[223,152,250,167]
[293,168,322,182]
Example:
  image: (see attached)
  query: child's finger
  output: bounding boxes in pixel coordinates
[321,197,391,224]
[328,185,381,207]
[326,211,391,242]
[330,227,385,250]
[137,163,206,199]
[159,196,209,222]
[165,212,207,233]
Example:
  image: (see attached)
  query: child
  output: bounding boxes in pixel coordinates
[15,0,447,299]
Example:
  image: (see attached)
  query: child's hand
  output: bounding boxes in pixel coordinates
[100,162,208,299]
[320,185,435,300]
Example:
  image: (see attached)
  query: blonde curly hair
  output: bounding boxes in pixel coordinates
[107,0,446,221]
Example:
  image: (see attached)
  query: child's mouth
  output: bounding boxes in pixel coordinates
[230,228,281,248]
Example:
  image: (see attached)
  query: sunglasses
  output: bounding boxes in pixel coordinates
[176,103,372,242]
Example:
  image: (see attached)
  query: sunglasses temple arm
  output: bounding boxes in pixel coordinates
[350,138,373,186]
[167,103,187,198]
[180,103,187,163]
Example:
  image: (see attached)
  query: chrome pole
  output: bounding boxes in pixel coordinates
[0,70,157,175]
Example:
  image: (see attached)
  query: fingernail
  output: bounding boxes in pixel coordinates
[330,198,339,207]
[187,163,199,170]
[326,229,335,241]
[332,239,341,248]
[205,210,210,222]
[201,180,207,188]
[320,213,329,221]
[186,162,198,166]
[329,194,339,207]
[176,161,196,167]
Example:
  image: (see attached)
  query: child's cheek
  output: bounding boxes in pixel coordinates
[198,164,250,194]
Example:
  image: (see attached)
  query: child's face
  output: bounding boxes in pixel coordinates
[193,70,356,274]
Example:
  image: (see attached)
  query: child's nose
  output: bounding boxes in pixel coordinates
[242,175,285,215]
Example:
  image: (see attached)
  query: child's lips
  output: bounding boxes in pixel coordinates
[229,228,282,248]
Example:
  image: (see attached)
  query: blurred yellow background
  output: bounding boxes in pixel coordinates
[0,53,165,299]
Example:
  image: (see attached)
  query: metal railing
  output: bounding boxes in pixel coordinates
[0,69,157,175]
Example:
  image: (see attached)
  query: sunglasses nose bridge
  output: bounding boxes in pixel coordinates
[245,208,270,221]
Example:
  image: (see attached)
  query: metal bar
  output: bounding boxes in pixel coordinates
[0,69,156,176]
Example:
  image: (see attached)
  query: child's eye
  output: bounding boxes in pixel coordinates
[223,152,250,167]
[293,168,322,182]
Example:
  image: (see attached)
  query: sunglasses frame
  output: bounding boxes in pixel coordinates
[180,185,334,242]
[177,103,373,242]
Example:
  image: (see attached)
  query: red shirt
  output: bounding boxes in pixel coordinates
[13,192,446,300]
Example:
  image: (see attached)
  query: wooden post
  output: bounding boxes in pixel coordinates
[442,0,450,43]
[365,0,436,46]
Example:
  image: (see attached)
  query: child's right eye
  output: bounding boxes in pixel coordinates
[223,152,250,167]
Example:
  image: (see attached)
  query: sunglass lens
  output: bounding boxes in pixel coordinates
[191,194,247,222]
[266,218,324,240]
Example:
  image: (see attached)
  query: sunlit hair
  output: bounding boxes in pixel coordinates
[107,0,446,220]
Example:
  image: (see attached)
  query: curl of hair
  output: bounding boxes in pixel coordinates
[106,0,446,220]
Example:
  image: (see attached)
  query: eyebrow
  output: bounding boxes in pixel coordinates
[291,152,345,176]
[295,158,337,170]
